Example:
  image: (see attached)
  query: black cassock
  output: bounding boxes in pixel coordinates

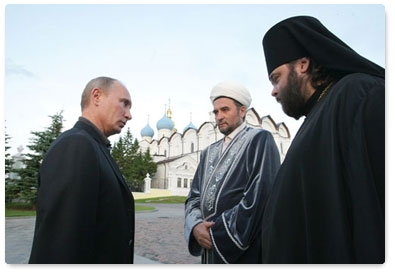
[185,126,280,263]
[261,73,385,263]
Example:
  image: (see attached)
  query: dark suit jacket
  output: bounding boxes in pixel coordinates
[29,119,135,264]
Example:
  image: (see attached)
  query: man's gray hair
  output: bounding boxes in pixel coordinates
[80,76,117,110]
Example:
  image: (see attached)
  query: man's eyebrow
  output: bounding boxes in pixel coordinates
[269,73,276,82]
[122,98,132,105]
[213,105,229,113]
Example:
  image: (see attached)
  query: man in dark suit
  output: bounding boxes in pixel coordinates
[29,76,135,264]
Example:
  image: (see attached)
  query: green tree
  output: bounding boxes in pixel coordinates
[14,111,64,207]
[4,129,13,176]
[112,128,156,191]
[4,127,16,203]
[140,148,157,180]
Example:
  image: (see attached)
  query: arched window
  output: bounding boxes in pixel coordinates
[177,178,182,187]
[191,142,195,153]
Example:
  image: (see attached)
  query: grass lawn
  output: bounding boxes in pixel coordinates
[5,196,186,217]
[135,196,186,204]
[5,209,36,217]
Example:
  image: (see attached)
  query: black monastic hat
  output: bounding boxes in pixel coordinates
[262,16,384,78]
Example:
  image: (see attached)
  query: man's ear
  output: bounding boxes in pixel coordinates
[240,105,247,119]
[91,88,102,106]
[299,57,311,73]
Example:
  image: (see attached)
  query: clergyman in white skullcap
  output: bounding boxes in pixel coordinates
[210,81,252,108]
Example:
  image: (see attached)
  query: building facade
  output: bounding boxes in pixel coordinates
[139,107,290,196]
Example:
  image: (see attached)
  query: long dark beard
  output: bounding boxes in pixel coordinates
[281,68,306,120]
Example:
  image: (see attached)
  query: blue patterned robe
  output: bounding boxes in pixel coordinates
[185,126,280,263]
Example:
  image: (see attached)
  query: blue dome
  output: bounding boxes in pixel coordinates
[183,121,197,132]
[141,123,154,138]
[156,114,174,130]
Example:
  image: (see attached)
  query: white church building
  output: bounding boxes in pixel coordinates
[139,105,291,196]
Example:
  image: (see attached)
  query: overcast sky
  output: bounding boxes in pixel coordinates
[3,2,387,156]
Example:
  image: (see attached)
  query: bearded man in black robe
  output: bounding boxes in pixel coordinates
[261,16,384,263]
[184,81,281,263]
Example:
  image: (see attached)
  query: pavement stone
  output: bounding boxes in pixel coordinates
[4,203,200,264]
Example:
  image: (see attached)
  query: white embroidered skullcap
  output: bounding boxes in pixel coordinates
[210,81,252,108]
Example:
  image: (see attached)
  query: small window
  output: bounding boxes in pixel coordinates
[191,142,195,153]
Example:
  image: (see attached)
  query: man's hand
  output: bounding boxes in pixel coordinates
[192,221,215,249]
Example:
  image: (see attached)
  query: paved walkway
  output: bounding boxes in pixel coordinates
[4,203,200,264]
